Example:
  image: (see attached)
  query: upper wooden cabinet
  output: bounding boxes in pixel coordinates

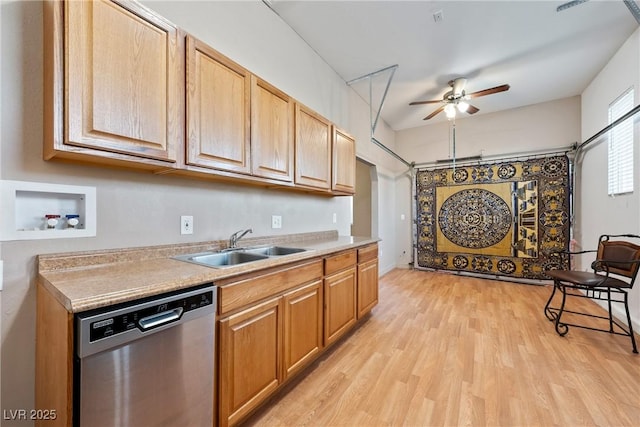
[185,36,251,174]
[332,128,356,194]
[294,104,332,191]
[44,0,183,168]
[44,1,356,195]
[251,76,295,182]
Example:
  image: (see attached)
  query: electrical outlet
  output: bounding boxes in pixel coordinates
[271,215,282,229]
[181,215,193,235]
[332,213,337,224]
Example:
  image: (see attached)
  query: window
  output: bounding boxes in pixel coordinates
[608,88,634,196]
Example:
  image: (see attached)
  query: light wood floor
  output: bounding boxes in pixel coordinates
[242,269,640,427]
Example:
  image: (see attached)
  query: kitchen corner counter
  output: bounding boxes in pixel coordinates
[38,231,379,313]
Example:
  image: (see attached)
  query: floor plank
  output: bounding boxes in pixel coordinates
[243,269,640,426]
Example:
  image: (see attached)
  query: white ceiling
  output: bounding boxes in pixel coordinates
[267,0,638,130]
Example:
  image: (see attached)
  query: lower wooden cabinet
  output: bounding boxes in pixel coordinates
[283,280,323,379]
[217,260,324,427]
[324,267,357,346]
[218,297,282,427]
[357,258,379,318]
[357,244,379,318]
[35,244,378,427]
[218,246,377,426]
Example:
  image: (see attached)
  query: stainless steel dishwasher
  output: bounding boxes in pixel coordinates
[74,284,217,427]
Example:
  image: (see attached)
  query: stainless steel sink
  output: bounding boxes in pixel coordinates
[245,246,307,256]
[174,251,269,268]
[174,245,308,269]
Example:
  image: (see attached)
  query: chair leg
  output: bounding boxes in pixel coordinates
[623,291,638,354]
[554,284,569,336]
[607,288,614,333]
[544,280,558,321]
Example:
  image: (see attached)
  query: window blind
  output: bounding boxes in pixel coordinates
[608,88,634,196]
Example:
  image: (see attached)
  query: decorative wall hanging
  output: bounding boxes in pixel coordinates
[415,155,570,280]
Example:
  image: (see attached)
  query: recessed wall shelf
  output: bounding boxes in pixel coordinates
[0,180,96,241]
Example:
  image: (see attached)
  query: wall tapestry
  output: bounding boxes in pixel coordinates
[415,155,570,280]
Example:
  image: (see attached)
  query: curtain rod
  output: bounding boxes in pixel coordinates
[346,64,399,85]
[413,145,575,169]
[578,103,640,151]
[371,137,413,168]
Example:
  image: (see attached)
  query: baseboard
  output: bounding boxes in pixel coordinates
[379,263,397,276]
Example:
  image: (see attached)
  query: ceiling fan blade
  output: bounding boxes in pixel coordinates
[467,84,510,98]
[409,99,442,106]
[466,104,479,114]
[423,105,444,120]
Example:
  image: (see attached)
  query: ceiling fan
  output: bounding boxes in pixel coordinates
[409,78,510,120]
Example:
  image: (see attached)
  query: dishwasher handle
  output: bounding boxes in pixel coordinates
[139,307,184,330]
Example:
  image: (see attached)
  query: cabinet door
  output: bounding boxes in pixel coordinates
[332,127,356,194]
[186,36,251,174]
[324,267,357,346]
[251,76,294,182]
[283,280,323,379]
[295,104,332,190]
[219,297,281,427]
[62,0,182,163]
[357,258,379,318]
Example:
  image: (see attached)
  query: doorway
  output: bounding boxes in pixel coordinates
[352,158,376,237]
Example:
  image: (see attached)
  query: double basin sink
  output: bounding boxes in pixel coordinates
[174,245,308,269]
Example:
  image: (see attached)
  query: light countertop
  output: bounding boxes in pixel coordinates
[38,231,378,313]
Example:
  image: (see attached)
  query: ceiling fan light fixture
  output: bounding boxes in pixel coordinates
[444,103,456,118]
[410,78,509,120]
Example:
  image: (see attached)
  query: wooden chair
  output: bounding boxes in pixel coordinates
[545,234,640,353]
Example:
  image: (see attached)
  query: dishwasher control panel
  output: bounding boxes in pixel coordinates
[76,284,216,358]
[89,289,213,342]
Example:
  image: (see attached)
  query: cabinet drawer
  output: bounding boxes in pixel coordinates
[218,260,323,315]
[358,244,378,263]
[324,250,357,275]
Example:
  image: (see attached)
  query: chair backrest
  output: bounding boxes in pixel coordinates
[595,235,640,283]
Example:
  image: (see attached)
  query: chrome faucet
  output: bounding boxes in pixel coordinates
[229,228,253,249]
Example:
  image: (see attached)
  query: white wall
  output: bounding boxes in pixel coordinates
[579,28,640,329]
[344,83,406,274]
[0,0,397,416]
[393,96,582,268]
